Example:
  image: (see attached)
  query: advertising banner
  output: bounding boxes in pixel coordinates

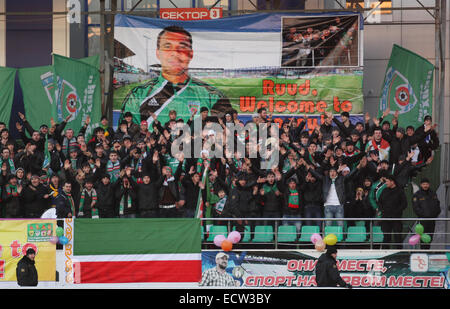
[0,219,56,282]
[160,8,223,20]
[114,12,363,131]
[378,44,434,129]
[201,250,450,288]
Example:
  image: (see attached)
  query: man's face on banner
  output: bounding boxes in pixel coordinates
[157,31,193,78]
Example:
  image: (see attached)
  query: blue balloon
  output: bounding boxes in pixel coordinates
[59,236,69,245]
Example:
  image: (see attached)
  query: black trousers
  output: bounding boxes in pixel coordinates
[140,209,160,218]
[380,220,403,249]
[421,220,437,249]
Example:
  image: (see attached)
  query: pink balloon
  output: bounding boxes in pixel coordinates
[227,231,241,244]
[49,236,59,245]
[310,233,322,244]
[409,234,421,246]
[213,235,226,248]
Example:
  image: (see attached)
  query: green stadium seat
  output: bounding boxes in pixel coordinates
[298,226,321,242]
[324,226,344,242]
[206,225,228,242]
[232,226,252,243]
[277,225,297,242]
[355,221,366,227]
[371,226,384,243]
[252,225,274,243]
[345,226,367,242]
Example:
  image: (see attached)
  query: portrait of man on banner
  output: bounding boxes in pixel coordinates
[120,25,233,129]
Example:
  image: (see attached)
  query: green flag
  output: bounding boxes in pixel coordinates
[79,54,100,70]
[52,54,102,138]
[378,44,434,129]
[0,67,17,126]
[18,65,54,129]
[18,54,102,136]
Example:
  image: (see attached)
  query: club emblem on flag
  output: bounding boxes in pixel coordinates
[56,77,81,122]
[380,66,418,115]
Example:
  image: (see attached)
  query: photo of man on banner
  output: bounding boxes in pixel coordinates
[120,25,233,130]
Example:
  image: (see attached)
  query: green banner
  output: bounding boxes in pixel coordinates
[52,54,102,137]
[378,44,434,128]
[18,55,102,138]
[18,65,54,130]
[0,67,17,127]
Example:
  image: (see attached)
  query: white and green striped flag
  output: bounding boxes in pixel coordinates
[70,218,201,284]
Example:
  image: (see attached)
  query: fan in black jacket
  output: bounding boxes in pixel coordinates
[414,116,439,163]
[93,171,120,218]
[129,155,164,218]
[21,175,50,218]
[377,175,408,249]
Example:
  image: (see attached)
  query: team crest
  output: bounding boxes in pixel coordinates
[188,101,200,115]
[380,66,418,115]
[55,77,81,122]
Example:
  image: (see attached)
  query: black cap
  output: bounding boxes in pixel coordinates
[26,248,36,256]
[385,174,397,183]
[200,107,209,113]
[124,112,133,118]
[123,135,132,141]
[420,178,430,184]
[396,127,405,135]
[350,129,360,136]
[326,245,337,255]
[341,111,350,118]
[424,115,432,121]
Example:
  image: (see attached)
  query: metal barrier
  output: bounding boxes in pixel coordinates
[201,217,450,250]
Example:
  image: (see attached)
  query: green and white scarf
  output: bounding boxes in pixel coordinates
[0,158,15,174]
[119,193,132,215]
[79,188,98,218]
[215,197,227,215]
[107,160,121,182]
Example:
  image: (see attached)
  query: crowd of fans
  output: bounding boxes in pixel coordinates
[0,107,441,247]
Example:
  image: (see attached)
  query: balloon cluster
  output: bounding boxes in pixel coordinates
[311,233,338,251]
[49,227,69,245]
[408,224,431,246]
[214,231,241,252]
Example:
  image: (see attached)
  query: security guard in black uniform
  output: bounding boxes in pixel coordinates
[412,178,441,249]
[315,246,352,288]
[16,248,38,287]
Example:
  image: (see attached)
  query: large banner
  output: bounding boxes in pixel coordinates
[0,219,56,282]
[201,250,450,289]
[378,44,434,129]
[114,12,363,132]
